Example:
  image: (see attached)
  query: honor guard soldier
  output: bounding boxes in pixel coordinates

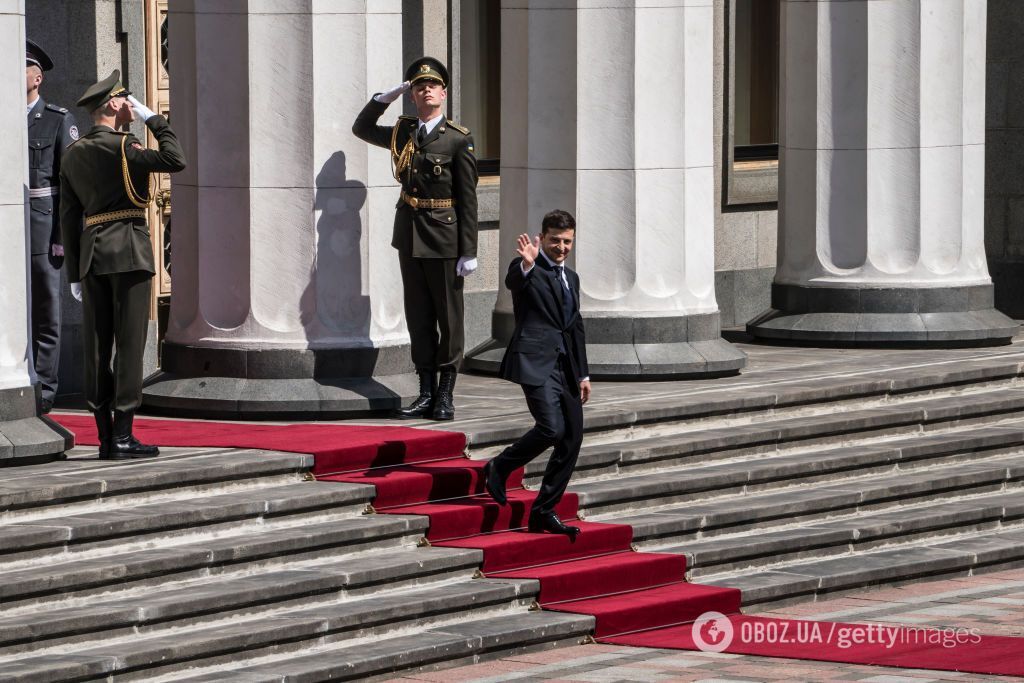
[59,71,186,460]
[353,57,479,421]
[26,39,78,413]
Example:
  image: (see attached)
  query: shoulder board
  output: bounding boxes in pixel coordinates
[398,115,417,122]
[446,120,470,135]
[45,104,69,114]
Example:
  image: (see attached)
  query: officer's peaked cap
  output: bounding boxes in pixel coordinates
[405,57,448,88]
[77,70,132,112]
[26,39,53,72]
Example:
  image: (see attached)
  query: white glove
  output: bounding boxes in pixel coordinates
[70,283,82,302]
[374,81,411,104]
[126,95,157,122]
[456,256,478,277]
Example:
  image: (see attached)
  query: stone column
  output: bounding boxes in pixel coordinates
[749,0,1017,344]
[0,0,70,460]
[466,0,745,378]
[143,0,417,417]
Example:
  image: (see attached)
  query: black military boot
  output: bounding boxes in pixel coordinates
[394,370,437,419]
[94,406,119,460]
[432,369,457,421]
[110,410,160,458]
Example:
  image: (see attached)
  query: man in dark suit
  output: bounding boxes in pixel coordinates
[60,70,186,460]
[482,210,591,538]
[26,39,78,413]
[352,57,479,421]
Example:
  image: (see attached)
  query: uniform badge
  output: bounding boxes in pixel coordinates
[433,164,442,176]
[69,125,79,141]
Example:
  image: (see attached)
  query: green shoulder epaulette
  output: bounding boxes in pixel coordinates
[398,115,418,123]
[446,120,470,135]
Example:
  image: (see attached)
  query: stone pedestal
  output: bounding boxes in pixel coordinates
[466,0,745,378]
[0,0,72,461]
[749,0,1017,345]
[143,0,418,418]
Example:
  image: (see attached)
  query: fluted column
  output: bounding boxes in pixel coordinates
[467,0,745,378]
[143,0,416,417]
[749,0,1016,344]
[0,0,70,459]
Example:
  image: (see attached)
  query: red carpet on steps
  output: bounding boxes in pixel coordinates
[50,413,1024,676]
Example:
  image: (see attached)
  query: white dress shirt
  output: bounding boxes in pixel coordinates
[417,112,444,139]
[27,97,39,116]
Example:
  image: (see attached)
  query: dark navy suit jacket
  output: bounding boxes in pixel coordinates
[499,255,589,393]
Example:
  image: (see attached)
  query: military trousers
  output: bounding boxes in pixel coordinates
[397,251,464,372]
[30,252,63,403]
[80,270,152,412]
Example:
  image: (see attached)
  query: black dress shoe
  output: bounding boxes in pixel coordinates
[528,512,580,541]
[40,399,53,414]
[482,460,508,506]
[111,410,159,458]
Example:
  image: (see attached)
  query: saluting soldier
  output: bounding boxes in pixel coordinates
[352,57,479,421]
[59,71,186,460]
[25,39,78,413]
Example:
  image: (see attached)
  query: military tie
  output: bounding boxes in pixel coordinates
[554,265,574,325]
[417,124,426,146]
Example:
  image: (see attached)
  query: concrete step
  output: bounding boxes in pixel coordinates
[0,515,434,609]
[0,480,373,564]
[572,426,1024,517]
[0,450,315,519]
[614,455,1024,545]
[464,354,1024,448]
[0,572,522,664]
[653,493,1024,577]
[168,611,593,683]
[522,388,1024,484]
[708,526,1024,610]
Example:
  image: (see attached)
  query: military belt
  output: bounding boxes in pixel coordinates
[28,186,59,198]
[400,191,455,209]
[84,209,147,228]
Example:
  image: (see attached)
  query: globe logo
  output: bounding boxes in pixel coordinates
[692,611,734,653]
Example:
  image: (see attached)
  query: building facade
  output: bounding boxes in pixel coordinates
[10,0,1024,414]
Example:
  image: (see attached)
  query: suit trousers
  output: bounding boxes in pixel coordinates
[492,355,583,517]
[30,252,63,403]
[80,270,152,412]
[398,251,464,371]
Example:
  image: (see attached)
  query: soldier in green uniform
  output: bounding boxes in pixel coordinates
[59,71,186,460]
[352,57,479,421]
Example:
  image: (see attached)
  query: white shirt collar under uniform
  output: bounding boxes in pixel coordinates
[418,112,444,136]
[27,97,40,116]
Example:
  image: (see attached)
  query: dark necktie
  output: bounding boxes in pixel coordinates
[417,125,426,146]
[554,266,573,324]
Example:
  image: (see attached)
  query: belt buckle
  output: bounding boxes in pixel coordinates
[408,195,419,208]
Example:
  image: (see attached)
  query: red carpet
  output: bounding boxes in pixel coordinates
[51,413,1024,676]
[49,413,465,475]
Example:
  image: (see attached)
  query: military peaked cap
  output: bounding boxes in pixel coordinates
[405,56,448,88]
[26,39,53,72]
[77,69,132,112]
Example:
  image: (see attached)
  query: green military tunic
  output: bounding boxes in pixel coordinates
[59,115,186,411]
[352,98,479,371]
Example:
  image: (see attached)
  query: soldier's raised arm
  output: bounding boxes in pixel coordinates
[352,81,410,149]
[124,96,186,173]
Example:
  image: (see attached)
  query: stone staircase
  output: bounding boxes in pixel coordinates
[1,349,1024,680]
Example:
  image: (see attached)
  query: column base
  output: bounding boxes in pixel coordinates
[0,385,72,465]
[747,284,1019,346]
[141,342,421,419]
[465,312,746,379]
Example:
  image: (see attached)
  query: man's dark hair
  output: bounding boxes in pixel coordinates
[541,209,576,234]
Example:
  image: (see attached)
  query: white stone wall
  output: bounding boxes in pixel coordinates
[0,0,34,392]
[498,0,720,320]
[166,0,408,352]
[776,0,990,288]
